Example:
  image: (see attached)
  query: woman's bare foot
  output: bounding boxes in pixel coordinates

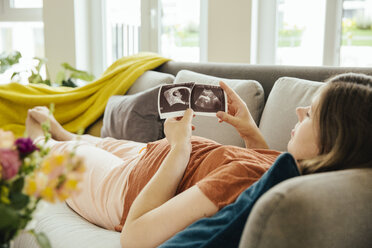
[25,113,45,142]
[28,106,76,141]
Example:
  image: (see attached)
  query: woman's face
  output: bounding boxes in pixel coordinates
[287,94,321,160]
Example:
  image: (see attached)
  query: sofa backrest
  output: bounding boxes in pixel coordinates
[239,168,372,248]
[155,61,372,101]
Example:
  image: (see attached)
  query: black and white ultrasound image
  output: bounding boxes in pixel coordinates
[159,83,194,118]
[191,84,226,113]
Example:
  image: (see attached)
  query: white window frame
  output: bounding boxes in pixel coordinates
[0,0,42,22]
[252,0,343,66]
[140,0,208,62]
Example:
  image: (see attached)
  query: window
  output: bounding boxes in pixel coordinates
[105,0,140,65]
[104,0,204,66]
[276,0,326,65]
[340,0,372,66]
[11,0,42,8]
[254,0,372,67]
[0,0,44,84]
[160,0,201,62]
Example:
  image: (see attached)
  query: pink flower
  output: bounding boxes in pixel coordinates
[0,148,22,180]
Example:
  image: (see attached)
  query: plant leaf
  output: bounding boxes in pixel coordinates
[9,192,29,210]
[11,72,20,80]
[34,57,47,73]
[0,51,22,73]
[0,204,20,229]
[28,73,43,84]
[61,62,95,81]
[43,79,51,86]
[62,79,78,88]
[11,177,24,193]
[61,62,79,72]
[34,232,52,248]
[70,71,95,81]
[55,70,66,85]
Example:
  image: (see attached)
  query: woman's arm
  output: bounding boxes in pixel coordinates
[120,109,218,248]
[216,81,269,149]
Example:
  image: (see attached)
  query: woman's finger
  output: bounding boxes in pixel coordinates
[216,111,237,126]
[219,81,240,102]
[182,108,194,123]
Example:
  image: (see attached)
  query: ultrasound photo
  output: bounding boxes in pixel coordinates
[158,82,227,119]
[191,84,226,116]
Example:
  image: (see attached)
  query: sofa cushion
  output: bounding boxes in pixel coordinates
[126,70,174,95]
[259,77,324,151]
[86,71,174,138]
[101,86,165,142]
[175,70,265,147]
[13,202,121,248]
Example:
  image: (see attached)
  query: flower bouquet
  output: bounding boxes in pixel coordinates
[0,126,85,247]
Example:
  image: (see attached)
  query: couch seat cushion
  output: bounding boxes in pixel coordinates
[14,202,121,248]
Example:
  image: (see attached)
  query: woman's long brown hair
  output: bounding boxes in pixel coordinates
[300,73,372,174]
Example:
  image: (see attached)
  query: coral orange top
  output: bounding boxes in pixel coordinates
[115,136,281,232]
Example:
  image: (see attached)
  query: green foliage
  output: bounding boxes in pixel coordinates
[1,51,94,87]
[27,57,51,86]
[355,13,372,30]
[0,204,21,244]
[29,230,52,248]
[278,26,304,47]
[0,176,34,245]
[0,51,22,73]
[55,62,95,88]
[342,18,372,46]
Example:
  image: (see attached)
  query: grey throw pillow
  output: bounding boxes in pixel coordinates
[101,86,164,142]
[126,71,175,95]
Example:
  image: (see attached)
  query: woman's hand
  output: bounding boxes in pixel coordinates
[216,81,268,149]
[216,81,257,139]
[164,108,195,150]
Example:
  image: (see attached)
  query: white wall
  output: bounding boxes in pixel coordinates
[207,0,252,63]
[43,0,76,80]
[43,0,105,80]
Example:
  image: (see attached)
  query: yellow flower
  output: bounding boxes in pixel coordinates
[41,160,52,174]
[0,129,15,149]
[24,151,85,203]
[41,186,55,203]
[64,178,78,191]
[54,154,66,165]
[25,178,37,196]
[56,189,70,202]
[24,172,49,198]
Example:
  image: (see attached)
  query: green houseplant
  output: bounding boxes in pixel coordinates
[0,51,94,87]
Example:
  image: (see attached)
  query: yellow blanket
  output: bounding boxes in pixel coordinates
[0,53,170,137]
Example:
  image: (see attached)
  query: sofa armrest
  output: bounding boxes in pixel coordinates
[239,168,372,248]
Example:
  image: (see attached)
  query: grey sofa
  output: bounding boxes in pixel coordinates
[156,62,372,248]
[15,61,372,248]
